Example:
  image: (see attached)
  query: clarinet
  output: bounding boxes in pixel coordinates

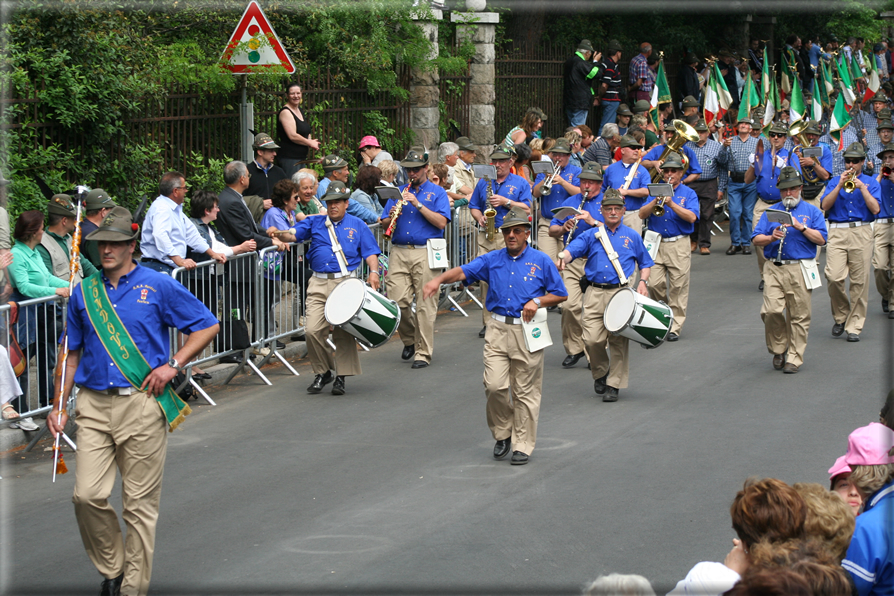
[773,206,791,267]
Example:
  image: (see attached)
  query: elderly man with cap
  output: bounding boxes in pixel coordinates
[452,136,478,201]
[245,132,288,207]
[629,43,654,103]
[46,206,219,596]
[563,39,602,127]
[721,115,759,255]
[867,113,894,174]
[469,145,533,338]
[549,161,605,367]
[638,153,699,341]
[141,171,226,275]
[686,118,729,254]
[789,120,832,208]
[534,137,582,263]
[598,39,624,132]
[752,166,828,373]
[379,147,452,369]
[821,142,881,342]
[37,194,99,285]
[79,188,116,269]
[602,134,651,232]
[316,154,350,200]
[680,95,701,118]
[358,135,394,169]
[295,181,381,394]
[873,142,894,318]
[558,189,653,403]
[424,207,567,466]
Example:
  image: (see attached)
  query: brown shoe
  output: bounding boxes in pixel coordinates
[772,353,785,370]
[783,363,799,374]
[700,246,710,255]
[690,241,697,253]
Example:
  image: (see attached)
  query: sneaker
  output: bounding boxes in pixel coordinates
[11,417,39,432]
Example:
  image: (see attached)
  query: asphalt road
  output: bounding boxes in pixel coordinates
[2,235,892,596]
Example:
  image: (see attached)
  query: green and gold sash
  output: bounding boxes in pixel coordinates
[81,273,191,432]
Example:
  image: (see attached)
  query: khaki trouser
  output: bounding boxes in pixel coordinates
[752,199,776,279]
[761,260,812,367]
[649,235,691,335]
[73,388,168,596]
[560,257,587,356]
[825,225,874,334]
[623,211,643,234]
[388,245,439,363]
[306,276,361,376]
[477,231,506,325]
[873,220,894,304]
[483,318,545,455]
[537,219,563,263]
[582,286,630,389]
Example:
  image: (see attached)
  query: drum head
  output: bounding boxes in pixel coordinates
[604,288,635,333]
[324,278,365,325]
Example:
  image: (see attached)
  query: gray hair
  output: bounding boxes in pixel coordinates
[223,161,248,185]
[583,573,655,596]
[600,123,620,139]
[292,170,317,186]
[438,142,459,162]
[159,171,185,197]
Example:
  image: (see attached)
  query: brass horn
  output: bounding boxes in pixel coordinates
[650,120,699,183]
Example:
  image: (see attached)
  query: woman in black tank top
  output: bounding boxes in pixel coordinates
[277,83,321,176]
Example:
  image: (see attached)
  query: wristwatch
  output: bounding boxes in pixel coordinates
[533,297,542,307]
[168,358,182,371]
[639,279,649,287]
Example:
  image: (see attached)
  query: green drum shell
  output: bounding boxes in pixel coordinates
[324,278,401,348]
[603,287,674,349]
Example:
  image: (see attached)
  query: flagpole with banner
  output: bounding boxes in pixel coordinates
[649,52,672,131]
[830,93,852,151]
[703,61,732,128]
[789,76,806,124]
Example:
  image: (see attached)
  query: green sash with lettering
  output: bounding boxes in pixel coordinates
[81,273,192,432]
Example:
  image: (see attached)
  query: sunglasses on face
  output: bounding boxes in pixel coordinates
[407,166,424,173]
[769,133,786,138]
[844,159,862,164]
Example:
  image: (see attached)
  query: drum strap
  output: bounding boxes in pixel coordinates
[325,217,349,276]
[596,226,629,285]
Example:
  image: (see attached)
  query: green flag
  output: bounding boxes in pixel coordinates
[851,53,863,82]
[818,60,831,107]
[830,92,852,151]
[761,48,772,105]
[738,75,753,123]
[811,76,824,122]
[789,76,806,123]
[649,57,672,130]
[763,72,778,135]
[836,55,856,106]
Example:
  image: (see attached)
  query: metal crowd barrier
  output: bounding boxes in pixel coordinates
[440,205,482,316]
[256,241,304,375]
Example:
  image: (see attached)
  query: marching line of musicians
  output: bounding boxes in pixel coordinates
[306,117,893,466]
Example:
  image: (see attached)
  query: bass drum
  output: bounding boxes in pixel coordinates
[603,288,673,349]
[324,278,400,348]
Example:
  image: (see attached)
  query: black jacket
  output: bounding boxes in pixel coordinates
[564,52,599,111]
[245,161,287,200]
[678,65,700,104]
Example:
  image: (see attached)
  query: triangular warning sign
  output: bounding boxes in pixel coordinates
[219,1,295,74]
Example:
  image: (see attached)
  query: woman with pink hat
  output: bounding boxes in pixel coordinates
[828,454,863,516]
[358,135,394,168]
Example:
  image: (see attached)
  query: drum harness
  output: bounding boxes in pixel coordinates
[325,216,350,276]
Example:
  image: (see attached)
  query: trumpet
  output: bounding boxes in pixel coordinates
[652,196,669,217]
[541,160,562,196]
[484,176,497,242]
[883,166,892,178]
[843,169,859,192]
[650,120,698,183]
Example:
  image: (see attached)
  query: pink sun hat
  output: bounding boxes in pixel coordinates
[358,135,381,150]
[844,422,894,467]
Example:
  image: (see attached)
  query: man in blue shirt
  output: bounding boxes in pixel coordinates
[533,137,582,263]
[873,142,894,318]
[640,121,703,186]
[316,154,349,200]
[469,146,533,337]
[821,143,882,341]
[602,134,650,232]
[752,167,828,373]
[297,181,381,394]
[789,120,832,209]
[423,207,567,466]
[548,161,605,368]
[47,207,219,596]
[559,192,654,403]
[380,147,451,369]
[638,153,699,341]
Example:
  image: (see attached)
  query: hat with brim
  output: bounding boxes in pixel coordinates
[877,142,894,159]
[358,135,381,150]
[602,188,624,207]
[400,147,428,168]
[617,104,633,117]
[843,142,866,159]
[872,95,888,104]
[844,422,894,467]
[455,136,476,152]
[619,135,641,149]
[607,40,623,54]
[776,166,803,190]
[828,455,851,482]
[321,180,351,202]
[86,206,139,242]
[632,100,651,114]
[659,153,685,170]
[490,146,513,160]
[499,206,533,230]
[579,161,604,181]
[550,138,572,154]
[694,118,709,132]
[48,194,76,217]
[252,132,280,150]
[577,39,594,53]
[85,188,116,210]
[804,121,822,135]
[682,95,699,108]
[878,120,894,131]
[684,54,700,65]
[769,121,789,136]
[880,108,892,120]
[737,115,754,125]
[322,154,349,172]
[663,121,676,133]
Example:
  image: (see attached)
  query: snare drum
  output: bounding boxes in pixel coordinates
[603,288,673,348]
[324,278,401,348]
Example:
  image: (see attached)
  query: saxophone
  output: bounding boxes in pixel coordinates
[384,196,408,238]
[484,177,497,242]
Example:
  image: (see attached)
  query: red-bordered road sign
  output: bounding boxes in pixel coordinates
[219,1,295,74]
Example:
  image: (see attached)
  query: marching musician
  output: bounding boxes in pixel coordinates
[297,181,381,395]
[821,143,881,342]
[379,147,451,369]
[423,207,567,466]
[640,121,702,186]
[557,189,654,403]
[602,134,651,231]
[745,121,802,291]
[548,161,605,368]
[533,137,582,263]
[874,142,894,319]
[752,167,828,373]
[790,121,832,209]
[468,146,533,338]
[638,153,699,342]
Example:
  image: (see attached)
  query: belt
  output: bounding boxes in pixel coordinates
[759,197,781,205]
[776,259,803,266]
[876,217,894,223]
[392,243,427,249]
[94,386,134,396]
[582,280,623,289]
[313,270,356,279]
[491,313,524,325]
[661,234,686,242]
[829,221,870,228]
[729,172,747,183]
[688,177,717,184]
[141,257,173,268]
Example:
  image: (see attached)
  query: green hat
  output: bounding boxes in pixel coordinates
[455,136,476,152]
[737,114,754,125]
[321,154,349,172]
[632,100,651,114]
[877,142,894,159]
[86,206,139,242]
[659,152,685,170]
[601,188,624,207]
[490,145,513,160]
[663,121,676,133]
[606,39,623,54]
[498,206,533,229]
[768,121,789,135]
[400,146,428,168]
[85,188,115,210]
[843,142,866,159]
[872,95,888,104]
[684,54,700,65]
[878,119,894,131]
[776,166,803,190]
[619,135,641,149]
[252,132,280,150]
[803,121,822,135]
[879,108,892,121]
[682,95,699,108]
[321,180,351,201]
[577,39,594,53]
[47,194,76,217]
[617,103,633,117]
[579,161,604,181]
[550,138,572,154]
[693,118,709,132]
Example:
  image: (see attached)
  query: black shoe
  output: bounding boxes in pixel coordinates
[593,375,607,396]
[889,311,894,320]
[307,371,333,394]
[832,322,845,337]
[773,353,785,370]
[291,333,306,341]
[99,573,123,596]
[401,345,415,361]
[192,372,212,381]
[493,438,511,459]
[847,333,860,342]
[758,280,764,291]
[884,299,889,313]
[219,353,244,364]
[603,386,619,402]
[666,332,679,342]
[726,245,742,255]
[510,451,529,465]
[331,376,346,395]
[562,352,585,368]
[411,360,429,369]
[742,245,752,255]
[273,340,286,350]
[478,326,487,338]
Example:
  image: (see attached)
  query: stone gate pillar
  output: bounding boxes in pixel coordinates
[452,2,499,152]
[410,8,442,153]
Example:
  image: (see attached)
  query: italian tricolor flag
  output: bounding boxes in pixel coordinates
[703,62,732,128]
[829,93,852,151]
[864,54,880,103]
